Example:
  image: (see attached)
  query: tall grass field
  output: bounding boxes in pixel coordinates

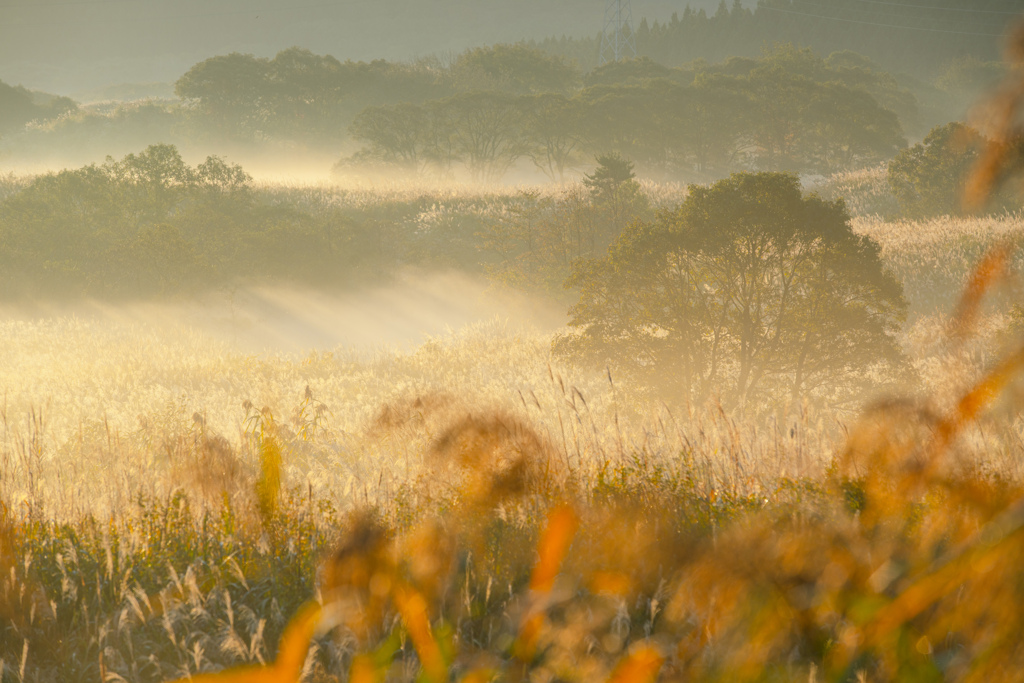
[4,172,1024,682]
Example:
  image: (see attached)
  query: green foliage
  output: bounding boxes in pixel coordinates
[555,172,910,409]
[175,48,448,144]
[531,0,1009,82]
[0,145,257,297]
[937,56,1005,99]
[1,100,185,167]
[347,46,907,181]
[886,122,1005,218]
[1,43,915,181]
[479,168,652,295]
[451,44,581,94]
[582,152,636,200]
[583,56,676,87]
[0,79,77,138]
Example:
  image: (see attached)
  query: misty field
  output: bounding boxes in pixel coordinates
[8,0,1024,679]
[3,175,1024,682]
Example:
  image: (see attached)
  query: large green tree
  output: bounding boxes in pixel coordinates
[887,122,997,218]
[555,172,909,409]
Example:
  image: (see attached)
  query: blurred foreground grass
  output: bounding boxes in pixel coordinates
[3,303,1024,682]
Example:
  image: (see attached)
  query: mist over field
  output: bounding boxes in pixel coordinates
[6,2,1024,682]
[0,271,566,354]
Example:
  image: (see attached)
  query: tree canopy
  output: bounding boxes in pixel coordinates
[885,122,1017,218]
[345,47,908,181]
[0,79,77,138]
[555,172,909,410]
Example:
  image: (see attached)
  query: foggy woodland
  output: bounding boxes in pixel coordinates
[4,2,1024,682]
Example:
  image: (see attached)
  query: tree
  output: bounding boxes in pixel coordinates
[584,57,675,87]
[175,52,272,140]
[555,172,908,410]
[887,122,991,217]
[103,143,196,226]
[583,153,637,200]
[349,103,431,171]
[937,56,1005,100]
[443,92,528,181]
[582,153,651,250]
[801,81,905,172]
[744,46,906,172]
[680,74,750,177]
[520,93,585,181]
[451,44,580,94]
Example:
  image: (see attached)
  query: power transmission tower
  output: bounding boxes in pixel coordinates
[599,0,637,65]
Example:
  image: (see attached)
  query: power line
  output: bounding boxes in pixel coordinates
[758,5,1008,36]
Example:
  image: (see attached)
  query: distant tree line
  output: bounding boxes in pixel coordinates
[0,146,666,300]
[170,45,581,146]
[1,33,991,179]
[532,0,1013,79]
[345,45,909,180]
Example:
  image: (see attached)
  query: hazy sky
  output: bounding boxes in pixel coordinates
[0,0,728,95]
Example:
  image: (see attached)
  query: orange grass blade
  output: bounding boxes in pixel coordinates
[964,22,1024,210]
[947,241,1016,342]
[163,601,321,683]
[933,343,1024,453]
[514,504,579,662]
[606,645,664,683]
[964,139,1014,212]
[529,503,579,593]
[272,601,322,678]
[348,654,381,683]
[393,585,448,683]
[589,570,633,597]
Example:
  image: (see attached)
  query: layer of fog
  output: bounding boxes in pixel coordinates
[0,270,567,355]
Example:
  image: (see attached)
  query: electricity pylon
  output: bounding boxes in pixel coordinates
[599,0,637,65]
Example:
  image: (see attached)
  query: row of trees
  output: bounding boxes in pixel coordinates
[0,144,532,298]
[173,45,580,145]
[534,0,1009,78]
[347,47,907,181]
[0,144,660,300]
[2,41,977,180]
[0,145,325,298]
